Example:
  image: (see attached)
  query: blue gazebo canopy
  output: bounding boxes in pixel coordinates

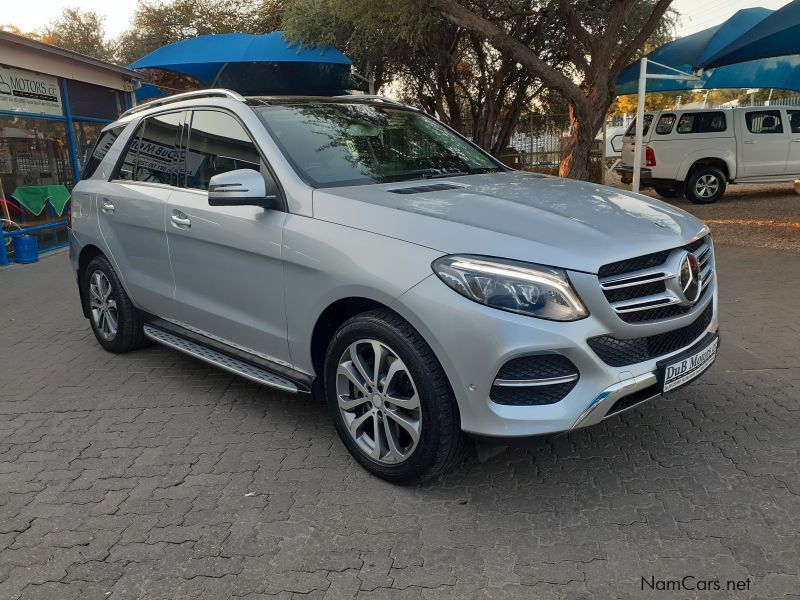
[616,1,800,95]
[129,31,355,96]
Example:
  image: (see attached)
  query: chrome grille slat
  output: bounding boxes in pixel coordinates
[611,294,681,313]
[597,236,715,323]
[599,270,672,290]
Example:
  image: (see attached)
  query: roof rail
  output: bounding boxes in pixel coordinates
[333,94,404,106]
[120,89,246,118]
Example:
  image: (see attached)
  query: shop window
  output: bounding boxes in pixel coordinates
[65,79,125,120]
[0,114,74,253]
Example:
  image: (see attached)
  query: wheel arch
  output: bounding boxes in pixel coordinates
[77,244,106,318]
[677,152,735,182]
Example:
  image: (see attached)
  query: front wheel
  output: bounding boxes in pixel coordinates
[685,167,727,204]
[82,255,149,353]
[323,309,465,483]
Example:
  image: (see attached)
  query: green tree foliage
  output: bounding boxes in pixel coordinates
[115,0,285,66]
[431,0,676,179]
[40,8,115,62]
[282,0,561,156]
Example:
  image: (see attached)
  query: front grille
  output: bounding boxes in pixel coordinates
[598,236,714,324]
[588,302,714,367]
[605,385,661,417]
[490,381,578,406]
[490,354,578,406]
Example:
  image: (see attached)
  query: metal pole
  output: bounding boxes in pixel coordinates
[632,57,647,194]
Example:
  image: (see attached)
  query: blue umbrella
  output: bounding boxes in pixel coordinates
[129,31,355,95]
[615,3,800,95]
[701,0,800,69]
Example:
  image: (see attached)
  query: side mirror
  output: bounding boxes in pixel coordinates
[208,169,278,208]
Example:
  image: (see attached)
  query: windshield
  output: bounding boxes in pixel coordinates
[254,103,502,188]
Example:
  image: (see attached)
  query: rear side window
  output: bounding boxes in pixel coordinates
[745,110,784,134]
[185,110,261,191]
[655,113,676,135]
[82,125,125,179]
[134,112,184,185]
[115,122,144,181]
[114,112,184,183]
[677,111,727,134]
[625,114,653,137]
[789,110,800,134]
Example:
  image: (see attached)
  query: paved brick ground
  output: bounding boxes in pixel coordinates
[1,246,798,600]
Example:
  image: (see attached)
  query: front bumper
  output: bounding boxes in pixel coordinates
[392,274,718,439]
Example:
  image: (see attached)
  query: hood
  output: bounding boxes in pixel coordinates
[312,171,707,274]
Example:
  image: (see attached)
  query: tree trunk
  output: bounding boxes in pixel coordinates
[559,97,608,181]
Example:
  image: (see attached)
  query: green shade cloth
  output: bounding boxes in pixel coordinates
[11,185,71,216]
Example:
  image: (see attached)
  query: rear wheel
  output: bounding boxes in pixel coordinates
[83,255,149,353]
[685,166,726,204]
[324,309,465,483]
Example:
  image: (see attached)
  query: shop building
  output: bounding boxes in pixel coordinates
[0,31,140,265]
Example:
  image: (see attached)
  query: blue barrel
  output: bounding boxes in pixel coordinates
[13,235,39,264]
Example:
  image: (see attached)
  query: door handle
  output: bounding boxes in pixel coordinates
[171,212,191,228]
[743,140,756,144]
[101,199,115,213]
[792,139,800,143]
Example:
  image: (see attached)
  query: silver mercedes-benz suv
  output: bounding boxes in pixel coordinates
[69,89,719,482]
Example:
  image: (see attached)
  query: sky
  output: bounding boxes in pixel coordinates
[1,0,796,40]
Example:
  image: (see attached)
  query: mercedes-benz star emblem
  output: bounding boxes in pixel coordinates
[678,252,701,304]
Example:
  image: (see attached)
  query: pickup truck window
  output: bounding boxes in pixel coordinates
[786,110,800,134]
[745,110,784,134]
[655,114,676,135]
[625,114,652,137]
[789,110,800,133]
[676,112,727,134]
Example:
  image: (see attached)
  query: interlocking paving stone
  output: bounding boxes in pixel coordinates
[0,246,798,599]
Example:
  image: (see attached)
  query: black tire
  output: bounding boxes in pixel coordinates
[685,166,727,204]
[82,255,149,353]
[323,309,466,483]
[654,185,682,199]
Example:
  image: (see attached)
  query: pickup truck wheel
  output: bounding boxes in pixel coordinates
[324,309,466,483]
[685,167,726,204]
[83,256,149,353]
[654,185,682,199]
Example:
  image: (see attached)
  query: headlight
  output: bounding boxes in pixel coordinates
[432,255,589,321]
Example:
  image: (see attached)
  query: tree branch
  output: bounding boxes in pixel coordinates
[611,0,673,77]
[431,0,586,106]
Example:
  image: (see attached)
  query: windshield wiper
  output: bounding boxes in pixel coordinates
[421,171,471,179]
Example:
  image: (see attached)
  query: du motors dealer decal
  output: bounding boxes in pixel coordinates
[0,65,62,116]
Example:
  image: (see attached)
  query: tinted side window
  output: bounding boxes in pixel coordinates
[625,114,653,137]
[82,125,125,179]
[655,113,676,135]
[185,110,261,191]
[116,122,145,181]
[677,112,727,134]
[134,112,184,185]
[746,110,784,134]
[789,110,800,134]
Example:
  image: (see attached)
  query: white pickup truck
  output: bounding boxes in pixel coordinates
[617,107,800,203]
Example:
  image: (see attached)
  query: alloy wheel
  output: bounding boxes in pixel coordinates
[336,339,422,464]
[695,174,719,198]
[89,270,118,341]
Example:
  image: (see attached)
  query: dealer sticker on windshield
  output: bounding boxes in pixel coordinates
[660,336,719,393]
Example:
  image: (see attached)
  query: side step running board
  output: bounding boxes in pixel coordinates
[143,325,299,393]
